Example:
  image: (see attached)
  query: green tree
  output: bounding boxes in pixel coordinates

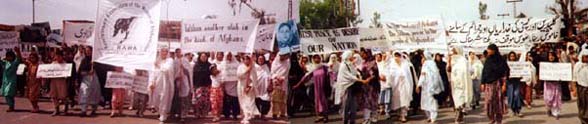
[548,0,588,40]
[299,0,361,29]
[369,12,382,28]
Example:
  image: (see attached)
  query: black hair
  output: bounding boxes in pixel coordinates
[5,50,15,58]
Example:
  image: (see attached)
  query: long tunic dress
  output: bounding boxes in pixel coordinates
[26,62,42,102]
[358,61,379,111]
[389,59,413,110]
[450,54,473,108]
[418,60,444,112]
[1,58,20,107]
[299,65,330,115]
[237,64,261,119]
[149,58,175,121]
[78,57,102,107]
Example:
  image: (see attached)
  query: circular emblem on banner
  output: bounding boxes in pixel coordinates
[98,1,156,52]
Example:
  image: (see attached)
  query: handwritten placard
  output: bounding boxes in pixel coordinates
[539,62,572,81]
[105,71,134,88]
[384,20,443,43]
[181,19,259,53]
[508,62,531,78]
[36,63,73,78]
[300,27,360,55]
[447,17,561,51]
[16,64,26,75]
[132,75,149,94]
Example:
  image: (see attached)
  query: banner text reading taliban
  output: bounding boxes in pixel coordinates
[93,0,161,70]
[181,19,259,53]
[300,27,360,55]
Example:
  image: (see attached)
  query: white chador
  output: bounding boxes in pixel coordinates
[389,52,414,110]
[149,57,175,121]
[450,47,473,108]
[237,62,261,122]
[418,51,445,121]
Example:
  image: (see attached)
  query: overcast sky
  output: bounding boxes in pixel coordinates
[1,0,586,28]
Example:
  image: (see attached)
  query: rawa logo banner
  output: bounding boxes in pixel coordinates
[93,0,161,70]
[63,21,94,46]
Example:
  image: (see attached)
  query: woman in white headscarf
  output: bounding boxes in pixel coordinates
[149,48,175,122]
[389,51,414,123]
[237,54,260,124]
[575,48,588,123]
[270,53,290,118]
[376,52,392,117]
[416,51,444,123]
[448,47,473,123]
[328,54,340,87]
[336,51,372,124]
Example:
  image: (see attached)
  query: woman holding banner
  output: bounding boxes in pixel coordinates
[543,51,563,119]
[49,50,70,116]
[110,67,126,118]
[506,52,524,117]
[481,44,509,124]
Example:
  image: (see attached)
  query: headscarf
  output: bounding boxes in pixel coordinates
[334,50,360,105]
[419,51,444,94]
[328,54,340,73]
[481,44,509,84]
[573,48,588,85]
[271,54,291,90]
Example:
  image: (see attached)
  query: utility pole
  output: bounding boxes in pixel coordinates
[506,0,523,18]
[32,0,35,23]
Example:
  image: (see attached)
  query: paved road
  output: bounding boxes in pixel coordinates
[289,97,582,124]
[0,96,287,124]
[0,96,582,124]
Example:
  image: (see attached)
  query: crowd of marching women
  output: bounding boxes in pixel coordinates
[1,40,588,124]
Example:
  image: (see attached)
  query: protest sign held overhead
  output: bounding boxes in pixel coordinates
[0,31,19,57]
[105,71,134,89]
[36,63,73,78]
[276,20,300,54]
[446,17,562,52]
[539,62,572,81]
[181,19,259,53]
[359,28,388,50]
[194,0,299,51]
[63,20,94,46]
[383,20,444,44]
[300,27,360,55]
[93,0,161,70]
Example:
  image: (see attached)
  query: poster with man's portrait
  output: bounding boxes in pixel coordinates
[276,20,299,54]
